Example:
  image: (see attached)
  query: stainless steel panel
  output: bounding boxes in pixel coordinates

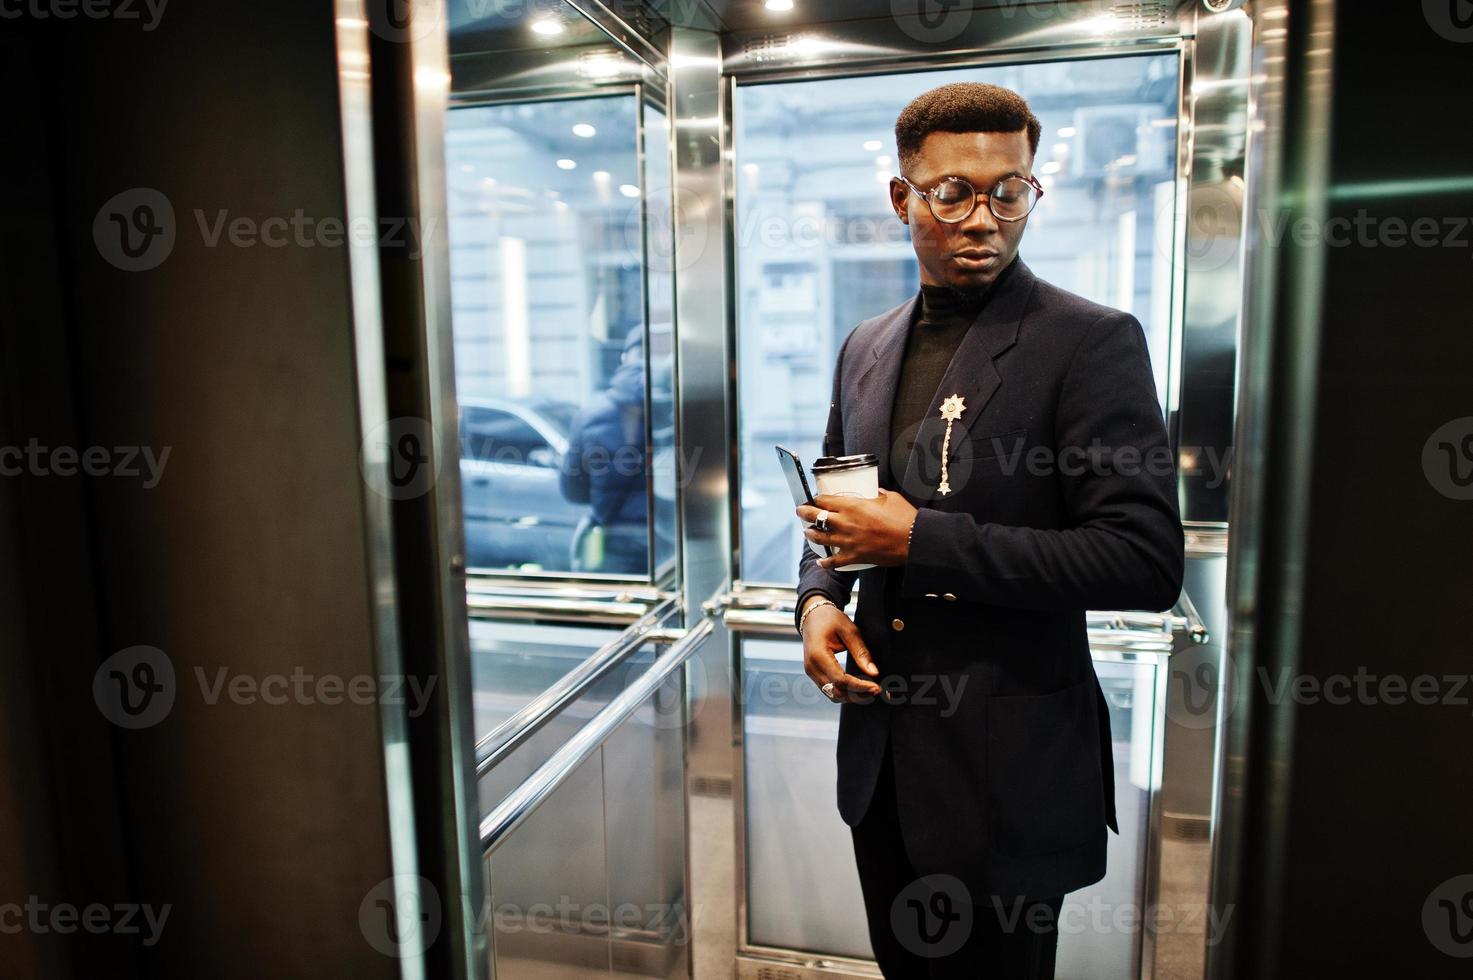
[1176,7,1251,524]
[669,28,740,980]
[604,675,692,980]
[1211,0,1333,976]
[721,3,1189,78]
[486,752,612,980]
[449,0,668,100]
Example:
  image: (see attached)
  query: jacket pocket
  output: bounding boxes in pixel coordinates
[956,428,1027,461]
[986,678,1105,858]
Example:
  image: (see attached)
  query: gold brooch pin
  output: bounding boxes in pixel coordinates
[937,394,965,495]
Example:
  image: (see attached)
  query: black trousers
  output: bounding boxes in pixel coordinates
[851,738,1064,979]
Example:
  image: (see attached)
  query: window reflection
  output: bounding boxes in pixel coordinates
[734,56,1180,584]
[447,94,652,576]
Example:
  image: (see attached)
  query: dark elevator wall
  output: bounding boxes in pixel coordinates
[2,6,413,978]
[1222,1,1473,976]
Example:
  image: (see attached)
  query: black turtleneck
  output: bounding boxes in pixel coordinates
[887,278,996,487]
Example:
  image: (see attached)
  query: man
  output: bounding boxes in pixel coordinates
[561,326,648,573]
[794,82,1184,977]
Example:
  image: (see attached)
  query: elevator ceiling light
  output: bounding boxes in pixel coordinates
[765,0,795,10]
[557,158,577,170]
[593,170,612,182]
[530,18,564,35]
[863,140,883,152]
[1039,161,1061,175]
[1058,126,1077,138]
[572,123,597,138]
[577,51,628,79]
[619,184,641,198]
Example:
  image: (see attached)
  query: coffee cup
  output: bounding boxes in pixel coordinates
[808,453,880,572]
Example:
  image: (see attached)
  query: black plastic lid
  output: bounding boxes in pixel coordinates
[811,453,879,473]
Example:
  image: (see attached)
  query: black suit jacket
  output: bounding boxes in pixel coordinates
[797,259,1184,901]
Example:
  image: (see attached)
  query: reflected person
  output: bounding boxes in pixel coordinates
[793,83,1184,977]
[561,326,649,574]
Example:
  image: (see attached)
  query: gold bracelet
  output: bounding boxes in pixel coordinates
[798,598,836,637]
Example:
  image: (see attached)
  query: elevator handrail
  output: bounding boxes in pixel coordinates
[464,576,673,626]
[710,583,1209,647]
[479,615,715,855]
[473,595,680,776]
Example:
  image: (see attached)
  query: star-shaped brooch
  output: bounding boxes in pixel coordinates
[936,394,966,495]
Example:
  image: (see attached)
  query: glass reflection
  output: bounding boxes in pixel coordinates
[447,94,651,576]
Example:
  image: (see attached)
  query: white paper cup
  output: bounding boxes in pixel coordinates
[808,453,879,572]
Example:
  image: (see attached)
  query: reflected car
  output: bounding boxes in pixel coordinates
[460,397,583,571]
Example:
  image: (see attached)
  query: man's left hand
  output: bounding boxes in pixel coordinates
[797,489,918,569]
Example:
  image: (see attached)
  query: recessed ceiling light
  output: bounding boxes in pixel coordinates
[480,177,498,187]
[572,123,597,138]
[619,184,641,198]
[530,18,564,35]
[553,200,570,212]
[863,139,883,151]
[1058,126,1077,138]
[593,170,611,181]
[1039,161,1061,175]
[765,0,795,10]
[460,163,475,173]
[557,159,577,170]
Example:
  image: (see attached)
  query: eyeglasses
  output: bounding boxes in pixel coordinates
[897,174,1044,224]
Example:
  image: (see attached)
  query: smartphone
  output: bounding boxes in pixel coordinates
[775,445,832,558]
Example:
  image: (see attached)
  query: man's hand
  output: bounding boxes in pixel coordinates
[800,598,882,703]
[797,489,918,570]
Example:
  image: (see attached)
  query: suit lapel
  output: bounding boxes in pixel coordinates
[848,294,916,472]
[900,259,1036,505]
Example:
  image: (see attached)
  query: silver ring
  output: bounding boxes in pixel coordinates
[821,682,839,702]
[815,509,830,533]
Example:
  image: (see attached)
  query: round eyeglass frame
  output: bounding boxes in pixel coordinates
[897,174,1045,224]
